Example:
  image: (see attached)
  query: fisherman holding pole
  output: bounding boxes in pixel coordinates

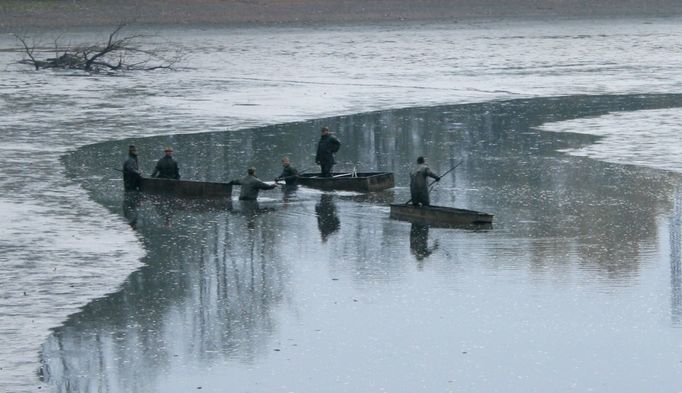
[408,157,463,207]
[409,156,440,207]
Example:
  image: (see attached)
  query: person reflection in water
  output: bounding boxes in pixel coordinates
[151,146,180,179]
[122,191,143,229]
[122,145,143,191]
[230,167,278,201]
[315,194,340,242]
[239,199,261,230]
[409,156,440,207]
[410,224,438,265]
[152,195,178,228]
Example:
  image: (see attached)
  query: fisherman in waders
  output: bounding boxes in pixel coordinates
[151,146,180,179]
[409,156,440,207]
[122,145,143,191]
[230,167,278,200]
[274,156,299,187]
[315,126,341,177]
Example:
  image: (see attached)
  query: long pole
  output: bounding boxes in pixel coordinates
[427,159,463,190]
[405,159,463,205]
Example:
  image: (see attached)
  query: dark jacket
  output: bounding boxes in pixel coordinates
[123,154,143,191]
[232,175,277,200]
[152,156,180,179]
[275,164,299,186]
[315,134,341,166]
[409,163,439,206]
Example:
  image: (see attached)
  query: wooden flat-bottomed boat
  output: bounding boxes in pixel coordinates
[389,204,493,228]
[298,172,394,192]
[140,178,232,198]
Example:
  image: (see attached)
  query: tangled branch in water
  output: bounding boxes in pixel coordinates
[14,23,183,73]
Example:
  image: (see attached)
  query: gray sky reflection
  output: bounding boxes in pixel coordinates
[45,94,682,392]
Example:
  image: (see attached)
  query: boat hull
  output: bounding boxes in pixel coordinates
[389,204,493,228]
[298,172,394,192]
[140,178,232,198]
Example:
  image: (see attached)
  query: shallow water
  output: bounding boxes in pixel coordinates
[49,95,682,392]
[3,17,682,392]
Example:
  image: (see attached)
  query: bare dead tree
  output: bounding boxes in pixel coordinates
[14,23,182,73]
[14,35,42,70]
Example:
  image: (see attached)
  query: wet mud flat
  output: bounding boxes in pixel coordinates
[3,0,682,31]
[44,93,682,392]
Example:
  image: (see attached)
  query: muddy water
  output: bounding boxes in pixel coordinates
[42,95,682,392]
[3,18,682,392]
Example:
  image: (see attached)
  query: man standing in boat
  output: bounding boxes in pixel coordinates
[231,167,278,200]
[122,145,143,191]
[409,156,440,207]
[151,146,180,179]
[274,156,299,187]
[315,126,341,177]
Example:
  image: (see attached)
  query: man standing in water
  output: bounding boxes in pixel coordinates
[274,156,299,187]
[151,146,180,179]
[231,167,278,200]
[315,126,341,177]
[122,145,143,191]
[409,156,440,207]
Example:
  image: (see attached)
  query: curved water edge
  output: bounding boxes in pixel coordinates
[42,93,682,392]
[539,107,682,172]
[4,18,682,391]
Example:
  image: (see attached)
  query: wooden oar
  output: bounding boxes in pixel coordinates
[405,159,464,205]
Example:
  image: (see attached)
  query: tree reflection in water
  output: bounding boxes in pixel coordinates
[51,93,682,391]
[670,188,682,326]
[41,195,288,392]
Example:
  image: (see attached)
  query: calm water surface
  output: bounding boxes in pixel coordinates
[47,95,682,392]
[2,18,682,393]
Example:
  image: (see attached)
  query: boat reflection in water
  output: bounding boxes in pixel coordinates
[42,192,289,393]
[151,196,181,229]
[124,192,234,229]
[52,93,682,392]
[315,193,340,242]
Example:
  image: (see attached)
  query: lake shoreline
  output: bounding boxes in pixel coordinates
[4,15,682,392]
[2,0,682,31]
